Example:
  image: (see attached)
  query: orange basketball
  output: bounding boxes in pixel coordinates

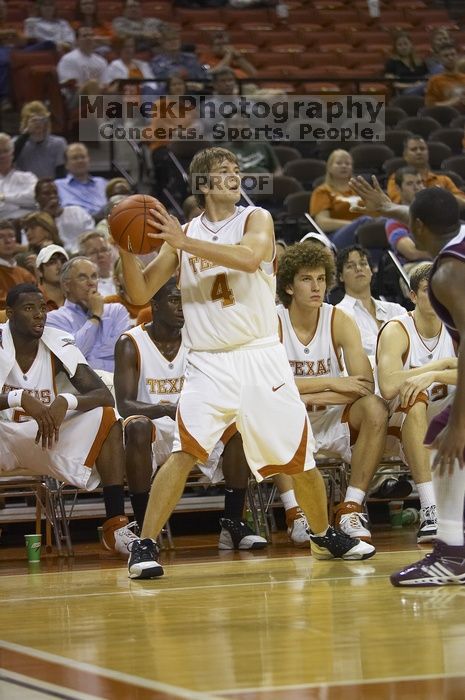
[108,194,163,254]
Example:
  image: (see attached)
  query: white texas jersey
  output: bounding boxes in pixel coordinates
[277,303,344,380]
[179,205,278,351]
[122,324,186,406]
[378,312,456,401]
[1,342,56,422]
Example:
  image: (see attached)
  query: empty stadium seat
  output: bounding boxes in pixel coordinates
[389,94,424,116]
[272,146,301,167]
[382,156,406,177]
[384,129,414,157]
[385,106,408,129]
[350,143,395,175]
[283,158,327,190]
[442,155,465,181]
[429,128,464,155]
[397,116,442,141]
[419,105,460,127]
[428,142,453,170]
[284,190,312,217]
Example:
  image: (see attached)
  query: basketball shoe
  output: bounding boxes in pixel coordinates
[334,501,371,542]
[218,518,267,550]
[286,507,310,547]
[101,515,140,557]
[309,526,375,560]
[390,539,465,587]
[128,538,164,580]
[417,505,438,543]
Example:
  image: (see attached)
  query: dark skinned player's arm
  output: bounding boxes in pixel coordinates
[114,335,177,420]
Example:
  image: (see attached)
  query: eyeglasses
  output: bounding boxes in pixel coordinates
[344,260,370,271]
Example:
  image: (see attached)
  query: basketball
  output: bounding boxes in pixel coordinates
[108,194,163,254]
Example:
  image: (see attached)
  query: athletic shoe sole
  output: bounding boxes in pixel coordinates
[128,563,165,579]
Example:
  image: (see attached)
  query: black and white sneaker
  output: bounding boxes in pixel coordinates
[309,526,375,560]
[417,505,437,543]
[218,518,267,550]
[128,538,164,579]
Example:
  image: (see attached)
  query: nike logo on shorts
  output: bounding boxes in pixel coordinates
[272,383,285,392]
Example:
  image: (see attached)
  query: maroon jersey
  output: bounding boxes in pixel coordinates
[429,226,465,345]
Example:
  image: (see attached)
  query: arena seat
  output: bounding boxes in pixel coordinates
[385,106,408,129]
[389,94,424,116]
[397,116,442,141]
[283,158,327,190]
[427,142,453,170]
[356,218,389,249]
[450,115,465,130]
[441,155,465,181]
[284,190,312,217]
[429,128,464,155]
[419,105,460,128]
[272,145,301,167]
[384,130,414,157]
[382,156,406,178]
[349,144,395,175]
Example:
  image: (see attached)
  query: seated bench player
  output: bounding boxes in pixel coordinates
[276,242,389,547]
[0,283,140,556]
[114,278,267,551]
[376,263,457,542]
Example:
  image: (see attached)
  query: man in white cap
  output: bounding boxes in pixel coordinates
[36,244,68,311]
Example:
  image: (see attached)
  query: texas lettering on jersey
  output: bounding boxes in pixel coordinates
[289,358,331,377]
[188,256,220,275]
[145,377,184,395]
[2,384,52,404]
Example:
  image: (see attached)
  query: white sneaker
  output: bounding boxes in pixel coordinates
[286,508,310,547]
[338,511,371,541]
[114,521,140,557]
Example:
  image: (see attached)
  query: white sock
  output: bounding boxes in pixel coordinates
[345,486,365,506]
[280,489,299,511]
[432,451,465,546]
[416,481,435,510]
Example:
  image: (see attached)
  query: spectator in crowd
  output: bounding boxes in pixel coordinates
[0,219,35,309]
[425,26,452,76]
[385,166,432,268]
[15,251,37,278]
[79,230,117,297]
[182,194,202,222]
[24,0,75,52]
[23,211,63,254]
[211,65,239,96]
[309,149,371,248]
[55,143,108,216]
[35,178,95,255]
[94,177,132,223]
[336,245,406,359]
[72,0,113,51]
[150,25,207,81]
[384,32,427,95]
[0,133,37,221]
[103,36,156,100]
[14,101,67,180]
[112,0,163,51]
[223,116,282,174]
[149,73,196,204]
[0,0,26,112]
[36,243,68,310]
[199,31,257,79]
[386,135,465,206]
[425,43,465,110]
[57,27,108,107]
[46,257,130,373]
[104,258,150,323]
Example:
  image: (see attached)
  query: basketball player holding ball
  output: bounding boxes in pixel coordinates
[118,147,374,579]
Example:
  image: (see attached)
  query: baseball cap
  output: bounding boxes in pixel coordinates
[300,231,337,253]
[35,244,69,268]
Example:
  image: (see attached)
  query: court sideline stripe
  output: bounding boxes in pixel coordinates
[0,669,101,700]
[0,641,222,700]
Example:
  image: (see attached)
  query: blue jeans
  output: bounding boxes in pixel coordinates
[331,216,372,249]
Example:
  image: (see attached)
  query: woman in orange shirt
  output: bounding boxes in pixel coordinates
[310,149,372,248]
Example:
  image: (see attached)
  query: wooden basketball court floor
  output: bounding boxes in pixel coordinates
[1,527,465,700]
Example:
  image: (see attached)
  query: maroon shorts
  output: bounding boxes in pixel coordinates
[424,404,452,447]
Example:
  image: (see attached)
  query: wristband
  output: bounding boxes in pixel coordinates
[7,389,23,408]
[59,393,78,410]
[90,314,102,323]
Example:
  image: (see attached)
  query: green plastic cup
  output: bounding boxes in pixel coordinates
[389,501,403,529]
[25,534,42,563]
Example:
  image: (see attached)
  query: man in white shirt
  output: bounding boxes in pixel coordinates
[57,27,107,106]
[336,245,406,359]
[0,133,37,221]
[35,178,95,255]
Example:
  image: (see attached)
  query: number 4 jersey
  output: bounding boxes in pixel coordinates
[179,205,279,351]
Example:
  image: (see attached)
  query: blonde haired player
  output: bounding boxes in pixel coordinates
[119,147,374,579]
[377,262,457,543]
